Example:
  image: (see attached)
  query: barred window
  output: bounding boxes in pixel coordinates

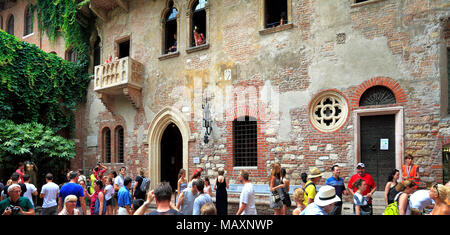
[102,128,111,163]
[233,116,257,167]
[116,126,124,163]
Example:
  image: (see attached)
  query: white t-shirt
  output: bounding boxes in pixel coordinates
[24,183,37,207]
[239,183,257,215]
[41,182,59,208]
[114,175,124,189]
[104,184,114,201]
[409,190,434,210]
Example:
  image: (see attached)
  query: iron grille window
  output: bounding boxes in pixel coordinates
[24,6,33,36]
[233,116,257,167]
[103,128,111,163]
[359,86,396,106]
[116,126,124,163]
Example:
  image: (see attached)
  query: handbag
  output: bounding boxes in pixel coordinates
[271,190,281,203]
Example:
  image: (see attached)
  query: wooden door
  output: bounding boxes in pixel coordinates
[360,115,396,189]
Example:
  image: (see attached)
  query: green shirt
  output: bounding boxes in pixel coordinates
[0,197,34,215]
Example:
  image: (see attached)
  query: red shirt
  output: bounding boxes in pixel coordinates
[347,173,376,203]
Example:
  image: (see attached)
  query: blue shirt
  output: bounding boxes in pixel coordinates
[192,193,213,215]
[118,186,132,207]
[326,176,346,198]
[59,182,84,208]
[299,203,327,215]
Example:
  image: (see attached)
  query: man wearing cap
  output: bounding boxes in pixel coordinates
[347,163,377,215]
[303,167,323,206]
[299,185,341,215]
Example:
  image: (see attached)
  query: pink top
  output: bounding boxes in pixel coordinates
[15,169,24,184]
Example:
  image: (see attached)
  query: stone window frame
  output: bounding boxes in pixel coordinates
[309,90,350,133]
[350,0,386,8]
[158,0,181,60]
[185,0,210,54]
[258,0,294,36]
[23,4,33,37]
[114,34,132,60]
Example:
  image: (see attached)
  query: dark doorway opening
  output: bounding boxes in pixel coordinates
[94,36,101,67]
[360,115,396,189]
[118,40,130,59]
[160,123,183,192]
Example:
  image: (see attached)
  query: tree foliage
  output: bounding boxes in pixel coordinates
[0,120,75,168]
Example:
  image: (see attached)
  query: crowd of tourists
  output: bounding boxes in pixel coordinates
[0,154,449,215]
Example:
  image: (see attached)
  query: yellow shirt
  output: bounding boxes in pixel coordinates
[303,181,317,206]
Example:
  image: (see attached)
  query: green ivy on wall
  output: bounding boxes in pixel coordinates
[0,30,90,132]
[32,0,92,69]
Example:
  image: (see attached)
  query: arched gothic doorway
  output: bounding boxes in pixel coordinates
[160,123,183,192]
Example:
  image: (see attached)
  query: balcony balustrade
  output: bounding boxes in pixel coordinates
[94,56,144,113]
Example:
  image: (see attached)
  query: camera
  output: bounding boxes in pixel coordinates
[7,205,20,215]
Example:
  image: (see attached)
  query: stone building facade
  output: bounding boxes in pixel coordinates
[2,0,450,196]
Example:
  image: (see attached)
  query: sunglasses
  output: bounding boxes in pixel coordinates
[433,184,440,198]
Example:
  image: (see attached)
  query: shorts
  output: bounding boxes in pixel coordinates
[106,198,112,206]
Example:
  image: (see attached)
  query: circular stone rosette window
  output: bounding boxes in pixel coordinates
[309,90,349,132]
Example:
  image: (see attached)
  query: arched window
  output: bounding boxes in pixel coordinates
[65,48,78,62]
[102,128,111,163]
[190,0,207,47]
[359,86,396,106]
[233,116,257,167]
[163,1,178,54]
[7,15,14,35]
[264,0,288,28]
[24,5,33,36]
[115,126,125,163]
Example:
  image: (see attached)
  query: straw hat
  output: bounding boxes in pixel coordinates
[307,167,323,179]
[314,185,341,207]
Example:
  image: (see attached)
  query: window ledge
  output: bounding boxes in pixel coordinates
[186,43,210,54]
[232,166,258,171]
[259,23,294,36]
[351,0,385,8]
[22,32,34,39]
[158,51,180,61]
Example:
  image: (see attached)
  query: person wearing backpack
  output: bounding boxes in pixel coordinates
[302,167,323,207]
[134,169,149,201]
